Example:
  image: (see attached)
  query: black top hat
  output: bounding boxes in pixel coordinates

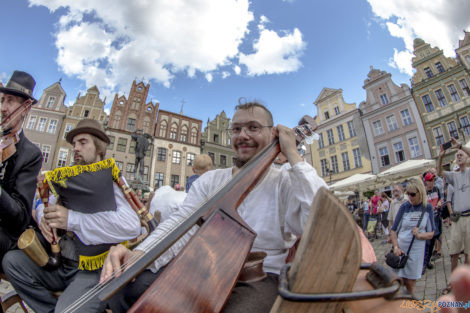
[66,119,110,145]
[0,71,38,104]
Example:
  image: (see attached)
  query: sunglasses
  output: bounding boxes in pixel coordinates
[406,191,417,197]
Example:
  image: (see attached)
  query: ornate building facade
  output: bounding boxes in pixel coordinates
[360,67,431,174]
[24,81,67,171]
[411,37,470,166]
[310,88,372,184]
[201,111,235,169]
[152,110,202,189]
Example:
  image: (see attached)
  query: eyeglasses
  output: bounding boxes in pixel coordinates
[406,191,417,197]
[227,122,272,137]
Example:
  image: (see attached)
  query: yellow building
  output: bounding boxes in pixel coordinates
[310,88,372,184]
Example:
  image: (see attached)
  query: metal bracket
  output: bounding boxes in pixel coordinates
[278,263,415,302]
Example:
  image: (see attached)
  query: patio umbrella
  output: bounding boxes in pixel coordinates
[376,159,436,185]
[329,173,377,193]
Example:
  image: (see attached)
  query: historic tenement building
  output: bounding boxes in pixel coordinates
[360,67,431,174]
[310,88,372,184]
[53,86,108,168]
[201,111,235,169]
[411,36,470,166]
[105,80,158,185]
[24,81,67,171]
[152,110,202,189]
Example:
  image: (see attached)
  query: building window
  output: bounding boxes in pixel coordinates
[191,127,198,144]
[347,121,356,137]
[127,118,136,132]
[320,159,328,177]
[421,94,434,112]
[424,67,434,78]
[157,148,167,161]
[171,175,179,188]
[117,138,127,152]
[84,110,89,117]
[380,94,389,105]
[220,155,226,166]
[187,153,195,166]
[341,152,350,171]
[400,109,413,126]
[334,106,340,115]
[385,115,398,131]
[330,155,338,173]
[64,123,73,139]
[337,125,346,141]
[353,148,362,168]
[213,134,219,144]
[435,89,448,107]
[435,62,445,73]
[130,140,136,154]
[143,116,151,134]
[41,145,51,163]
[172,151,181,164]
[159,121,167,137]
[372,120,384,136]
[27,116,37,130]
[379,146,390,167]
[47,119,58,134]
[460,116,470,136]
[57,148,68,167]
[448,84,460,102]
[180,126,188,142]
[460,79,470,96]
[155,172,164,188]
[46,96,56,108]
[208,152,215,164]
[393,142,405,163]
[433,127,445,146]
[115,161,123,171]
[126,163,135,176]
[108,136,115,150]
[324,111,330,120]
[318,133,324,149]
[143,166,149,182]
[408,136,422,158]
[170,124,177,140]
[327,129,334,145]
[447,121,459,139]
[37,117,47,132]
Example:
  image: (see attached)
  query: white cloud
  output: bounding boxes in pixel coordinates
[239,28,306,76]
[0,72,8,84]
[222,71,231,79]
[205,73,213,82]
[28,0,255,93]
[233,65,241,75]
[367,0,470,75]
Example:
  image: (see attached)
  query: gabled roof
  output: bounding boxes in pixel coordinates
[314,87,341,105]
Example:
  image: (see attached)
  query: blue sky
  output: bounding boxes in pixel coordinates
[1,0,469,128]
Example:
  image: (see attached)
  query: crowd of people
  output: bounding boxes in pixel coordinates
[1,69,470,312]
[349,137,470,297]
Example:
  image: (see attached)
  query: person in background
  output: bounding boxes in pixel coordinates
[437,137,470,295]
[379,192,391,242]
[363,197,370,234]
[186,154,213,192]
[388,184,406,238]
[423,172,442,272]
[390,177,435,295]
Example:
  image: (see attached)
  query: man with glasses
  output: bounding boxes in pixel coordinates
[388,184,406,237]
[438,138,470,276]
[101,100,327,312]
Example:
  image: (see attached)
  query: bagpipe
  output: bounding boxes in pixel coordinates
[18,158,158,270]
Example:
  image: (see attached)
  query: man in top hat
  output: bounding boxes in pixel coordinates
[2,119,141,312]
[0,71,42,269]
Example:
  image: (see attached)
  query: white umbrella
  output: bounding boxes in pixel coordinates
[376,159,436,185]
[330,173,377,192]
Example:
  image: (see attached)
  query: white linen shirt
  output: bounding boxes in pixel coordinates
[138,161,327,275]
[36,183,141,245]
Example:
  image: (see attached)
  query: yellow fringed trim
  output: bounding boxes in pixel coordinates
[44,158,121,196]
[78,241,129,271]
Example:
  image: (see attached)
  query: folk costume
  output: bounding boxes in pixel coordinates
[2,158,141,313]
[0,71,42,268]
[109,161,327,312]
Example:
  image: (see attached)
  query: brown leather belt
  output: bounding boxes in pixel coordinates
[238,251,267,283]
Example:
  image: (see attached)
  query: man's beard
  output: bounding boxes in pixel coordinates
[233,157,248,168]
